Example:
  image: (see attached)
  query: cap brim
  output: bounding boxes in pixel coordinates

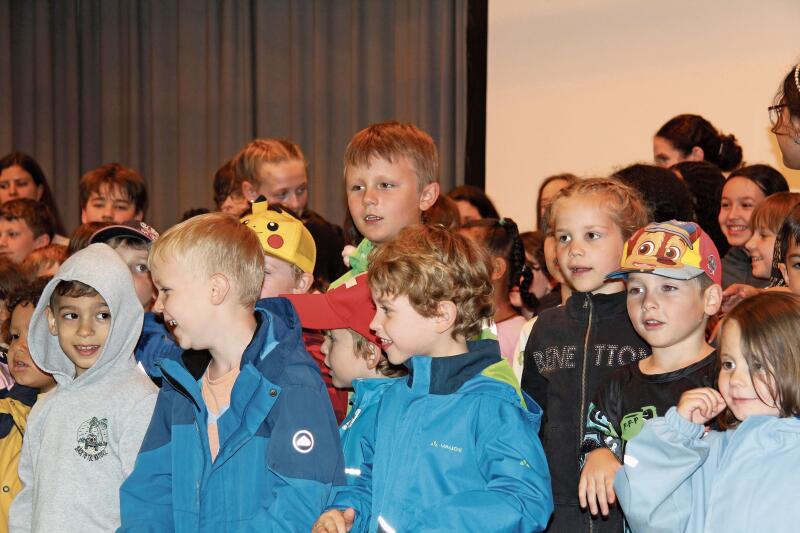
[606,266,705,281]
[283,292,350,331]
[90,225,152,244]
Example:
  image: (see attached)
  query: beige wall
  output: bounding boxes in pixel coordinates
[486,0,800,232]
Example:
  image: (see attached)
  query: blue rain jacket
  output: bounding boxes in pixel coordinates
[339,377,400,484]
[328,339,553,532]
[616,407,800,532]
[135,312,181,379]
[119,298,345,532]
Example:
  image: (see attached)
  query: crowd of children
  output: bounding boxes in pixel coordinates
[0,64,799,532]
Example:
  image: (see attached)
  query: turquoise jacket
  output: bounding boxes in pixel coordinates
[327,340,553,532]
[339,377,400,484]
[615,407,800,532]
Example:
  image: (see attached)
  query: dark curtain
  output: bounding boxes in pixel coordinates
[0,0,467,233]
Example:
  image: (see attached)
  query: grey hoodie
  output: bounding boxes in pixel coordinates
[9,243,157,533]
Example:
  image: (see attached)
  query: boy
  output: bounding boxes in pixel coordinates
[578,221,722,532]
[79,162,148,224]
[0,279,55,532]
[0,198,55,264]
[9,244,158,532]
[119,213,344,531]
[314,225,553,532]
[331,121,440,288]
[234,138,346,287]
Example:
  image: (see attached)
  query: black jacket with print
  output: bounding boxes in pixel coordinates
[522,290,649,533]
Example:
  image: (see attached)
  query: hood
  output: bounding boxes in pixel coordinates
[29,243,144,388]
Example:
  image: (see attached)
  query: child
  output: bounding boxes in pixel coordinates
[520,178,650,532]
[79,162,148,224]
[9,244,158,532]
[778,203,800,294]
[332,121,440,288]
[284,273,406,484]
[460,217,532,363]
[578,221,723,531]
[314,225,553,533]
[119,213,343,531]
[213,159,250,217]
[0,198,55,264]
[0,279,55,531]
[20,244,67,278]
[615,292,800,531]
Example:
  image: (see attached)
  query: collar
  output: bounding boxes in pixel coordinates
[566,290,628,319]
[352,377,398,404]
[405,339,502,395]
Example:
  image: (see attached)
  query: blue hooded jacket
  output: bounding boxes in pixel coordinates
[327,339,553,532]
[615,407,800,532]
[119,297,345,532]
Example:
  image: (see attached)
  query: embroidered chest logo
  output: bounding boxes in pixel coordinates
[75,417,109,461]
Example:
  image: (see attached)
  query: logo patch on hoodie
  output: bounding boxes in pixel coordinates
[75,417,109,461]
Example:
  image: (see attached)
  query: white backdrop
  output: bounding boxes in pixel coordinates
[486,0,800,232]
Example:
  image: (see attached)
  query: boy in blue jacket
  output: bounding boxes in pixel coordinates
[119,213,344,532]
[314,224,553,533]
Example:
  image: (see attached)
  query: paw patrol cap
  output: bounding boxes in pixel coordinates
[240,200,316,274]
[606,220,722,285]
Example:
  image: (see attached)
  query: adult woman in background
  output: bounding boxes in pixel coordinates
[0,152,66,239]
[653,114,743,171]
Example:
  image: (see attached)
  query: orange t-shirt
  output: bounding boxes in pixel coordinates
[201,366,240,461]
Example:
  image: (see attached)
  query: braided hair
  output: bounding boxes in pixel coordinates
[460,218,535,309]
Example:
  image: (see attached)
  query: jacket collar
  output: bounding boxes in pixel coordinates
[566,290,628,319]
[405,339,502,395]
[352,377,398,405]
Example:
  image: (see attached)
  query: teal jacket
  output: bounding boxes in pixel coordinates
[327,340,553,532]
[616,407,800,532]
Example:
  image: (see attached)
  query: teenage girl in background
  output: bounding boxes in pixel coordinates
[653,114,743,171]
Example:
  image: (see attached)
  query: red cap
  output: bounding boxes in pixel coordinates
[283,273,379,345]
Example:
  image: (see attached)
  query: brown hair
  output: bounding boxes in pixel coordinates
[0,198,56,239]
[344,121,439,188]
[549,177,649,241]
[750,192,800,235]
[368,224,494,340]
[537,173,580,231]
[719,292,800,427]
[21,244,67,278]
[213,160,245,208]
[79,162,148,215]
[67,222,111,257]
[232,139,307,185]
[50,280,101,309]
[422,195,461,230]
[350,330,407,378]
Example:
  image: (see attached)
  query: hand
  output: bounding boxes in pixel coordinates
[341,245,357,268]
[312,508,355,533]
[578,447,622,516]
[720,284,760,313]
[677,387,726,424]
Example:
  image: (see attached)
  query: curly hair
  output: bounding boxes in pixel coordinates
[367,224,494,340]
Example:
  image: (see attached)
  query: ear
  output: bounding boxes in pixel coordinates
[491,256,507,282]
[703,283,723,316]
[133,210,144,221]
[35,184,44,201]
[209,273,231,305]
[80,208,89,224]
[291,272,314,295]
[365,343,380,370]
[687,146,705,162]
[418,182,440,212]
[33,233,50,250]
[780,262,789,284]
[45,306,59,336]
[242,180,259,202]
[433,300,458,334]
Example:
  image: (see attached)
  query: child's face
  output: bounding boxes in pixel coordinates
[254,160,308,215]
[321,328,374,388]
[346,156,438,245]
[626,273,713,351]
[46,293,111,377]
[113,244,156,310]
[259,254,303,299]
[0,165,43,203]
[81,184,141,224]
[219,190,250,217]
[370,291,436,365]
[744,226,776,280]
[553,196,625,294]
[0,218,47,264]
[8,303,55,390]
[718,319,780,421]
[719,177,765,248]
[779,237,800,295]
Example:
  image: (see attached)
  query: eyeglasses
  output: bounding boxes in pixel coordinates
[769,103,787,131]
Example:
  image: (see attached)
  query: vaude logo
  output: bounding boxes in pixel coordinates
[292,430,315,454]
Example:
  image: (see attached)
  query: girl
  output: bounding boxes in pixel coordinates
[616,292,800,532]
[520,178,650,532]
[745,192,800,281]
[460,218,532,363]
[672,161,728,256]
[770,64,800,170]
[0,152,66,240]
[653,114,743,171]
[777,204,800,295]
[718,164,788,289]
[447,184,500,224]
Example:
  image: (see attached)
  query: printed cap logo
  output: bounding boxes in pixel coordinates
[292,430,315,454]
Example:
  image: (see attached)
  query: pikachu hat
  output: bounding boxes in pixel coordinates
[240,200,316,274]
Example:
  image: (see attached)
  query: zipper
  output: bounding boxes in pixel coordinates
[580,294,594,533]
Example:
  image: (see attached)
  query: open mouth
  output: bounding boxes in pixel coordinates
[726,224,748,233]
[643,319,664,329]
[378,336,393,349]
[569,266,592,274]
[74,345,100,357]
[363,215,383,223]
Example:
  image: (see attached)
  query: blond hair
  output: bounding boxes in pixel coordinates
[368,224,493,340]
[149,213,263,306]
[549,177,649,241]
[344,121,439,188]
[232,138,307,185]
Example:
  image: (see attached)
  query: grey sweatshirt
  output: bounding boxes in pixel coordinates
[9,243,158,533]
